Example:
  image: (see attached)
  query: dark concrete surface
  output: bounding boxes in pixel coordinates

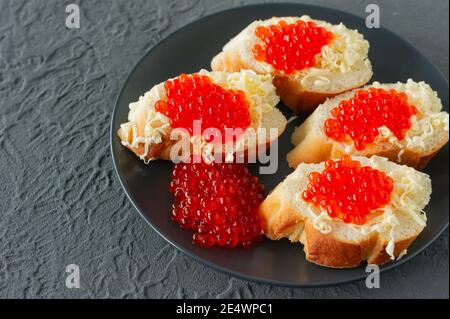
[0,0,448,298]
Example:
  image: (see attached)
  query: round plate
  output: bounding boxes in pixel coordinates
[110,3,449,287]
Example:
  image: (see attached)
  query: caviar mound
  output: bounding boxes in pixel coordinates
[302,156,394,225]
[253,20,334,74]
[169,162,265,248]
[324,88,418,150]
[155,74,251,144]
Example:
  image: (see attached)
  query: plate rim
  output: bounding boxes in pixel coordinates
[110,2,449,288]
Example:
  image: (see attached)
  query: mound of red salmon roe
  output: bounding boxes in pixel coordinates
[302,156,394,225]
[155,74,251,144]
[253,20,334,74]
[169,162,265,248]
[324,88,417,150]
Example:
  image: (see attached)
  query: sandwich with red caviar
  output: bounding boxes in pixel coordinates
[259,155,431,268]
[118,70,287,163]
[211,16,372,113]
[287,79,449,169]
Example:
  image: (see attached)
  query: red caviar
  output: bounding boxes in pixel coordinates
[155,74,251,143]
[169,162,265,248]
[324,88,417,150]
[302,156,394,225]
[253,20,334,74]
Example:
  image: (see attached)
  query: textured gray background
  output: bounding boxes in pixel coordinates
[0,0,448,299]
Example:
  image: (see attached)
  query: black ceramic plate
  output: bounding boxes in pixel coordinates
[111,3,449,287]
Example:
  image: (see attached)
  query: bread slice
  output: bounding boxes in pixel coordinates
[211,16,373,113]
[259,155,431,268]
[118,70,287,163]
[288,79,450,169]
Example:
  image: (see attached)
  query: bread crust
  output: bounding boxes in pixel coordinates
[259,183,305,239]
[302,221,417,268]
[211,50,248,73]
[302,220,374,268]
[287,126,332,167]
[273,76,360,114]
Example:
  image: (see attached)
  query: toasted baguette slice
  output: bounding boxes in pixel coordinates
[288,80,450,169]
[211,16,372,113]
[118,70,287,163]
[259,155,431,268]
